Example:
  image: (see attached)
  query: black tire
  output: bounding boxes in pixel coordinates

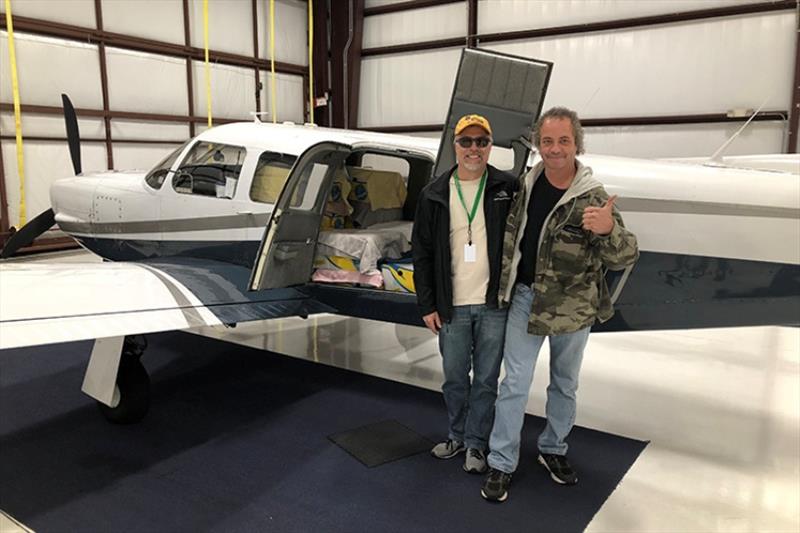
[96,352,151,424]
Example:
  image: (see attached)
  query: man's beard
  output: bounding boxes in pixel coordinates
[462,160,484,173]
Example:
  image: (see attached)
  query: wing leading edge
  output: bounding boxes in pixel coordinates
[0,258,334,350]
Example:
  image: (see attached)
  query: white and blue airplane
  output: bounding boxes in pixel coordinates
[1,49,798,424]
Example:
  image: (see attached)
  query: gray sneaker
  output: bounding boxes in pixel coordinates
[463,448,487,474]
[430,439,465,459]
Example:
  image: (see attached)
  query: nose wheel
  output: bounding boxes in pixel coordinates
[96,336,151,424]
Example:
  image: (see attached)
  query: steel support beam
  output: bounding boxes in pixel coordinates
[94,0,114,169]
[329,0,364,129]
[467,0,478,48]
[183,0,196,138]
[787,3,800,153]
[0,136,8,235]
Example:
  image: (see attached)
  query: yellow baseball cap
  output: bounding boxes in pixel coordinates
[454,114,492,136]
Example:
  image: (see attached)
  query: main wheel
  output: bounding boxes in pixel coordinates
[96,350,151,424]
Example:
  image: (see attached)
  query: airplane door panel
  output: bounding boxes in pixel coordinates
[434,49,552,180]
[250,142,351,290]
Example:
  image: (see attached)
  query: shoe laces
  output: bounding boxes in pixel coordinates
[488,468,509,482]
[468,448,484,460]
[547,454,571,471]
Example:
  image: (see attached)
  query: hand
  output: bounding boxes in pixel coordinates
[422,311,442,334]
[582,195,617,235]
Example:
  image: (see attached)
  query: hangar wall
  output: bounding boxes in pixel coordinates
[0,0,308,234]
[359,0,799,159]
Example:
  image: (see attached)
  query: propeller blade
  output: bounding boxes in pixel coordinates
[0,209,57,259]
[61,94,82,175]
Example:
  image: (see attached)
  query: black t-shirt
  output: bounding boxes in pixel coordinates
[515,172,567,286]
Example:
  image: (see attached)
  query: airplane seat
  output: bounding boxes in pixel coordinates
[250,165,290,204]
[321,168,354,230]
[346,166,407,228]
[192,179,218,197]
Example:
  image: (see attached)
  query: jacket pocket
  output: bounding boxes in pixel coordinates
[550,224,591,279]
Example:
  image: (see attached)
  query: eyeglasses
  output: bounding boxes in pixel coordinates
[454,136,492,148]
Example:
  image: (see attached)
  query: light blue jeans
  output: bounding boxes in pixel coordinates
[438,304,507,451]
[487,284,591,474]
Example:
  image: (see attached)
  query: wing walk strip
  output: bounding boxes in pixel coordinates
[136,264,209,327]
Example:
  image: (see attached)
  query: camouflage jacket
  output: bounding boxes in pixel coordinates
[498,160,639,335]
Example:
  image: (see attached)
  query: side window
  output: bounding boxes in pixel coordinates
[250,152,297,204]
[144,140,192,189]
[172,141,246,199]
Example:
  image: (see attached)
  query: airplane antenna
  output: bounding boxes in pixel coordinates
[709,97,770,163]
[250,111,271,123]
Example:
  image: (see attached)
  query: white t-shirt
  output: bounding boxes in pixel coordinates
[449,175,489,306]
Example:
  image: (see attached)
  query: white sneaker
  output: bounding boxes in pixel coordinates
[463,448,487,474]
[430,439,465,459]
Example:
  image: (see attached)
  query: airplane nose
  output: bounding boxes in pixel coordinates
[50,176,100,230]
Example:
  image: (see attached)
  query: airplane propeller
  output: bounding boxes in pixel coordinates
[0,94,81,259]
[62,93,82,175]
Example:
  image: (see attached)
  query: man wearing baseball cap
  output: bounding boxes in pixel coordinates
[412,114,519,474]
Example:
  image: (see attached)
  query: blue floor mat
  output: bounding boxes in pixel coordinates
[0,331,647,533]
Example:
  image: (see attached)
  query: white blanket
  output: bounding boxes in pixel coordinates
[316,221,412,273]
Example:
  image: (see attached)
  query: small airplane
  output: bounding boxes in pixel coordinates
[1,49,798,425]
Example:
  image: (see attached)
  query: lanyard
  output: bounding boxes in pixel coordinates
[454,169,487,245]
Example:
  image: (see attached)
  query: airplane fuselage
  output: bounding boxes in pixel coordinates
[46,122,800,331]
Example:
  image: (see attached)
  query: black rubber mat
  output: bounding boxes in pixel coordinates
[328,419,433,467]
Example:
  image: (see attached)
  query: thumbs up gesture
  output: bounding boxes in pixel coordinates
[582,195,617,235]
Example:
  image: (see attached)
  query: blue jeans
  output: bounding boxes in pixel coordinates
[487,284,590,473]
[438,304,507,450]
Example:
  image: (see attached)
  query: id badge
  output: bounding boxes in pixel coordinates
[464,243,477,263]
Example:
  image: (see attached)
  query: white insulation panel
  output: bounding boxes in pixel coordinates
[3,0,95,28]
[105,46,188,115]
[1,140,107,227]
[585,121,788,159]
[259,72,305,124]
[0,113,105,139]
[102,0,185,46]
[192,62,257,121]
[113,143,183,172]
[485,12,795,118]
[358,11,795,133]
[189,0,256,57]
[363,3,467,49]
[110,120,190,142]
[359,47,462,128]
[477,0,777,34]
[255,0,309,67]
[0,32,103,109]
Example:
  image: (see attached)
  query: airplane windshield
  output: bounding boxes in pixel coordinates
[172,142,247,200]
[144,140,192,189]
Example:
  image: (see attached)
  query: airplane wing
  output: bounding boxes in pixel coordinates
[0,257,334,350]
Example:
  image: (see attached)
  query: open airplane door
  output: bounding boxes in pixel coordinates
[434,48,553,180]
[250,142,352,291]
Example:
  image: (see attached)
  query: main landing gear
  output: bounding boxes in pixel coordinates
[82,335,151,424]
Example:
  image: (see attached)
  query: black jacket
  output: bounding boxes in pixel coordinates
[412,164,519,322]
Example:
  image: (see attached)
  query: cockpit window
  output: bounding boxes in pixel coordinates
[144,140,191,189]
[250,151,297,204]
[171,141,246,199]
